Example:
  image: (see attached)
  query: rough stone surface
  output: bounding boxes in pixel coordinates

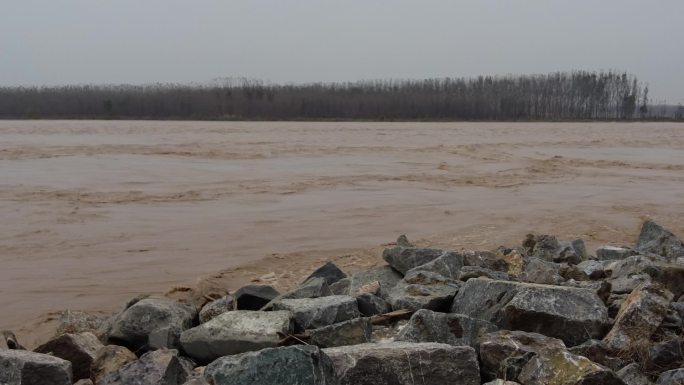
[598,246,637,261]
[382,246,454,274]
[406,251,464,279]
[74,380,94,385]
[100,348,193,385]
[462,250,510,271]
[56,310,105,337]
[323,342,480,385]
[356,293,391,316]
[568,339,625,371]
[349,266,402,300]
[90,345,137,385]
[234,284,279,310]
[396,309,497,347]
[303,262,347,286]
[104,296,196,352]
[458,266,511,281]
[276,277,333,301]
[309,318,372,348]
[617,363,653,385]
[180,310,293,364]
[34,332,103,381]
[452,278,609,346]
[518,348,625,385]
[483,381,521,385]
[387,270,460,312]
[603,283,674,352]
[658,369,684,385]
[329,278,351,295]
[0,350,73,385]
[204,345,337,385]
[519,257,563,285]
[648,338,684,372]
[607,256,684,297]
[578,260,608,279]
[270,295,360,330]
[636,220,684,261]
[530,234,586,264]
[198,295,235,323]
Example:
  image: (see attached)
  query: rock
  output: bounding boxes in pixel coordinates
[606,256,684,297]
[462,250,510,272]
[329,278,351,295]
[263,277,333,309]
[494,246,526,276]
[349,266,402,300]
[309,318,372,348]
[559,263,590,281]
[234,284,279,310]
[406,250,464,279]
[56,310,105,337]
[34,332,103,381]
[483,381,521,385]
[597,246,637,261]
[179,310,293,364]
[0,350,72,385]
[458,266,510,281]
[603,283,673,352]
[198,295,235,323]
[323,342,480,385]
[100,348,193,385]
[148,324,183,351]
[204,345,337,385]
[578,260,608,279]
[75,380,94,385]
[560,280,611,304]
[518,348,625,385]
[568,339,625,371]
[104,296,196,352]
[90,345,137,385]
[396,234,413,247]
[303,262,347,286]
[382,245,456,275]
[478,330,566,381]
[356,293,391,316]
[395,309,497,347]
[648,338,684,372]
[387,271,460,312]
[657,369,684,385]
[617,363,653,385]
[269,295,360,330]
[452,278,609,346]
[636,220,684,260]
[519,257,563,285]
[529,234,585,264]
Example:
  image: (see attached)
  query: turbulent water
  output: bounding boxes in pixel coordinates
[1,120,683,346]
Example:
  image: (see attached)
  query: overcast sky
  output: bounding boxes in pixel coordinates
[1,0,682,103]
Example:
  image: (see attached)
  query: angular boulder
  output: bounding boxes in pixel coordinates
[453,278,609,346]
[100,348,193,385]
[616,363,653,385]
[309,318,372,348]
[518,348,624,385]
[597,246,637,261]
[34,332,103,381]
[396,309,497,347]
[269,295,360,330]
[104,296,196,351]
[234,284,279,310]
[406,250,464,279]
[648,338,684,372]
[658,369,684,385]
[204,345,337,385]
[323,342,480,385]
[606,255,684,297]
[636,220,684,260]
[356,293,391,316]
[0,350,72,385]
[303,262,347,286]
[179,310,293,364]
[383,245,456,275]
[529,234,586,264]
[603,282,673,352]
[519,257,563,285]
[275,277,332,301]
[387,271,460,312]
[198,295,235,323]
[348,266,402,300]
[56,310,105,337]
[90,345,137,385]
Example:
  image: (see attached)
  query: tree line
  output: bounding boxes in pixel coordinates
[0,71,681,121]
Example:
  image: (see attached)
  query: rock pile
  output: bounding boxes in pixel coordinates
[3,219,684,384]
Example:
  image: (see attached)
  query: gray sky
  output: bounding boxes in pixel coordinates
[1,0,683,103]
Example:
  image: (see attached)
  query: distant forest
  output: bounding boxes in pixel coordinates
[1,71,682,121]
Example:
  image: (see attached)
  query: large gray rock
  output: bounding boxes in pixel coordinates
[0,350,72,385]
[56,310,105,337]
[276,277,333,301]
[309,318,372,348]
[234,284,280,310]
[90,345,137,385]
[104,296,196,352]
[616,363,653,385]
[34,332,103,381]
[179,310,293,364]
[323,342,480,385]
[356,293,391,316]
[304,262,347,286]
[349,266,402,300]
[636,220,684,261]
[406,250,464,279]
[518,348,625,385]
[648,338,684,372]
[657,368,684,385]
[606,255,684,297]
[478,330,566,381]
[100,348,193,385]
[387,271,460,312]
[568,339,625,371]
[461,250,510,272]
[597,246,637,261]
[452,278,609,346]
[269,295,360,330]
[529,234,586,264]
[603,282,673,352]
[519,257,563,285]
[383,246,454,275]
[396,309,497,347]
[198,295,235,323]
[578,259,608,279]
[458,266,511,281]
[204,345,337,385]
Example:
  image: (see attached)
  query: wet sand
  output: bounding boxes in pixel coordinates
[1,121,684,346]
